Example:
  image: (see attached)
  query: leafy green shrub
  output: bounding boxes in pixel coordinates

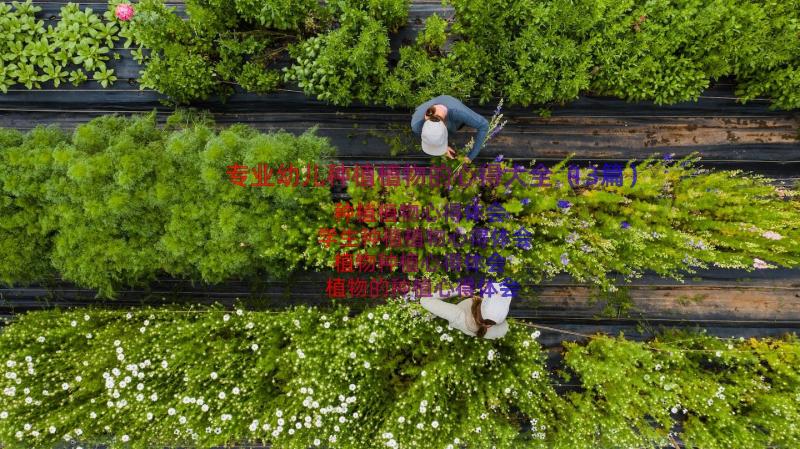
[125,0,318,103]
[325,154,800,293]
[588,0,735,105]
[156,120,335,283]
[0,126,68,284]
[47,114,169,297]
[0,112,336,296]
[284,9,391,105]
[333,0,410,32]
[121,0,799,109]
[231,0,320,30]
[0,0,121,91]
[0,302,797,448]
[123,0,409,104]
[418,13,447,53]
[731,0,800,110]
[2,114,800,296]
[379,41,493,107]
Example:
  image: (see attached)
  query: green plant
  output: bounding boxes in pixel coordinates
[232,0,321,30]
[3,115,800,296]
[284,9,390,105]
[418,13,448,52]
[0,0,122,92]
[124,0,318,104]
[732,0,800,110]
[379,41,493,108]
[0,126,67,284]
[324,154,800,293]
[0,112,336,297]
[0,303,797,448]
[333,0,410,32]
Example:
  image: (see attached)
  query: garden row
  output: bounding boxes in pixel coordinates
[3,0,799,109]
[1,112,799,298]
[0,301,798,449]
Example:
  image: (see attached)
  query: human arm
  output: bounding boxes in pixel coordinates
[466,114,490,161]
[411,115,425,136]
[420,296,464,323]
[484,321,509,339]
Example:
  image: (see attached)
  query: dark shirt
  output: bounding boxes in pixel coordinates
[410,95,490,160]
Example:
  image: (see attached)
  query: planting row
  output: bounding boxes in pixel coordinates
[1,112,799,297]
[3,0,799,109]
[0,301,798,448]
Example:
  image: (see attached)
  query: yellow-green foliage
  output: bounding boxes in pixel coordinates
[0,302,797,448]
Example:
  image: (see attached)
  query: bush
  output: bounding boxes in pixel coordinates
[284,9,391,105]
[124,0,322,103]
[325,155,800,293]
[379,41,492,108]
[0,126,68,284]
[0,0,121,91]
[417,13,448,52]
[0,112,336,296]
[124,0,407,104]
[0,302,797,448]
[2,115,799,296]
[333,0,410,33]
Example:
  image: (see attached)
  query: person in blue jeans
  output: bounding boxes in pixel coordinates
[410,95,490,164]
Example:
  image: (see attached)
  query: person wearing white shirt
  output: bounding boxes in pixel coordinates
[413,282,511,339]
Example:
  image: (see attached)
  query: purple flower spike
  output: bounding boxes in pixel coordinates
[557,200,571,209]
[621,221,630,229]
[560,253,570,266]
[489,125,504,140]
[521,198,530,205]
[663,153,674,162]
[495,154,504,162]
[494,102,502,116]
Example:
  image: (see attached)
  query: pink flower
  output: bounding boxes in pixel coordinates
[753,258,769,269]
[761,231,783,241]
[115,3,135,21]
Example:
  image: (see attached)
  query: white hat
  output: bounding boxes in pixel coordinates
[480,282,512,323]
[420,120,448,156]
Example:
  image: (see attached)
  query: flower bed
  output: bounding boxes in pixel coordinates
[0,301,797,448]
[110,0,800,109]
[1,112,799,297]
[0,0,123,91]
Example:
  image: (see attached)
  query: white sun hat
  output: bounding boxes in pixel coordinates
[420,120,448,156]
[480,281,512,323]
